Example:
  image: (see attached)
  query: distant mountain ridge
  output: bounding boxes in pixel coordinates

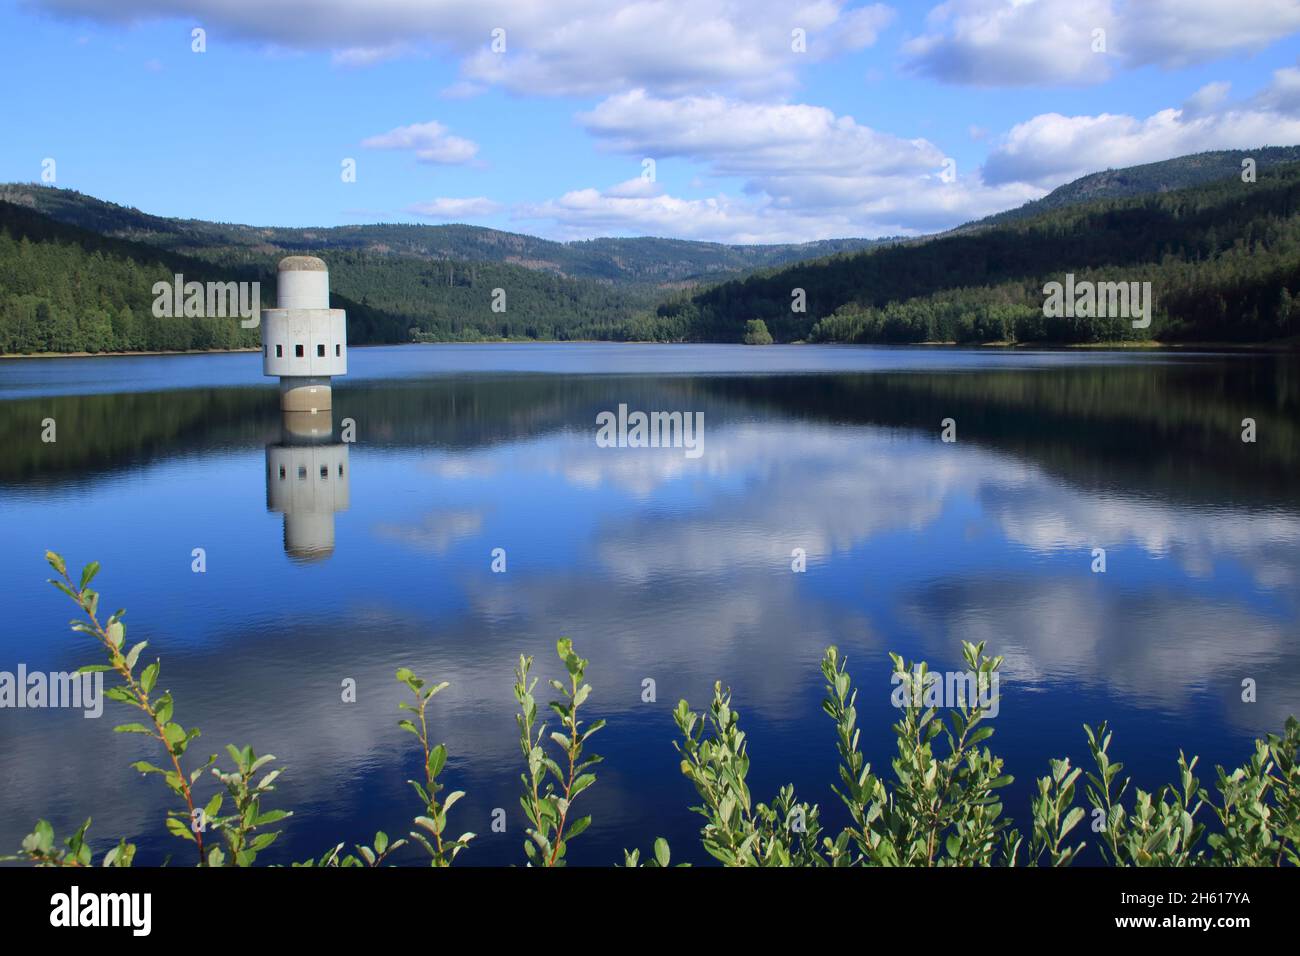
[0,184,882,285]
[5,145,1300,353]
[7,147,1298,285]
[667,155,1300,346]
[964,146,1300,231]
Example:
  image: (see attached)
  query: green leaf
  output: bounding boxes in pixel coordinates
[161,723,187,748]
[203,793,223,820]
[428,743,447,779]
[33,819,55,853]
[124,641,148,670]
[653,838,671,867]
[140,662,159,695]
[565,815,592,840]
[164,816,197,843]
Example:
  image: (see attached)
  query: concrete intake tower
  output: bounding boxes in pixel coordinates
[262,256,347,411]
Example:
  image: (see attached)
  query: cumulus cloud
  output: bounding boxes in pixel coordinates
[1121,0,1300,69]
[580,90,942,178]
[360,120,479,165]
[1182,81,1232,118]
[516,91,1042,240]
[984,63,1300,187]
[330,42,410,68]
[29,0,893,95]
[516,183,799,243]
[407,197,503,219]
[454,1,894,96]
[904,0,1113,87]
[1253,64,1300,114]
[516,171,1040,243]
[904,0,1300,87]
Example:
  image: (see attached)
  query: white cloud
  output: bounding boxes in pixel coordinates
[1253,65,1300,114]
[330,42,410,68]
[439,80,486,100]
[580,90,942,178]
[516,184,794,243]
[407,196,503,219]
[1121,0,1300,69]
[453,1,895,96]
[1182,81,1232,118]
[904,0,1113,86]
[361,120,479,165]
[516,174,1040,243]
[530,90,1041,240]
[984,63,1300,187]
[904,0,1300,87]
[30,0,894,95]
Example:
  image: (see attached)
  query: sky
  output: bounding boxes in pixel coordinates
[3,0,1300,243]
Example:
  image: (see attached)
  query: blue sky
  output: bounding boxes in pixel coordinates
[3,0,1300,242]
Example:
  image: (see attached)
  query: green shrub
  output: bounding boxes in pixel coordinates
[742,319,774,345]
[8,553,1299,868]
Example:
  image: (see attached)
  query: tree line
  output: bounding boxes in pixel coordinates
[663,162,1300,345]
[6,160,1300,352]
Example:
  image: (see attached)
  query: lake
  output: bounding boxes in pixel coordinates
[1,342,1298,866]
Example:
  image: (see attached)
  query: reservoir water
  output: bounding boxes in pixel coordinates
[1,343,1297,865]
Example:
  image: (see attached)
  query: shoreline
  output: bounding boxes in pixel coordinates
[4,339,1298,360]
[1,347,262,359]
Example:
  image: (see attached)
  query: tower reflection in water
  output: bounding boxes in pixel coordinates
[265,408,350,561]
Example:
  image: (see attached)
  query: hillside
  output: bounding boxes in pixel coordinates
[969,146,1300,230]
[666,159,1300,346]
[0,184,882,284]
[0,200,659,353]
[6,148,1300,353]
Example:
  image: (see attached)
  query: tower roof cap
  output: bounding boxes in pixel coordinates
[278,256,328,272]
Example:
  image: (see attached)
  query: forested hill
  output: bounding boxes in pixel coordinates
[6,148,1300,353]
[967,146,1300,231]
[0,184,881,284]
[0,200,668,353]
[663,160,1300,346]
[0,201,422,353]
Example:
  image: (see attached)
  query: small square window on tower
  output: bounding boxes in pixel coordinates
[275,344,283,358]
[335,344,341,357]
[317,344,325,357]
[295,344,304,358]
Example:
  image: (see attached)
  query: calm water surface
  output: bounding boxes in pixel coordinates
[1,343,1297,865]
